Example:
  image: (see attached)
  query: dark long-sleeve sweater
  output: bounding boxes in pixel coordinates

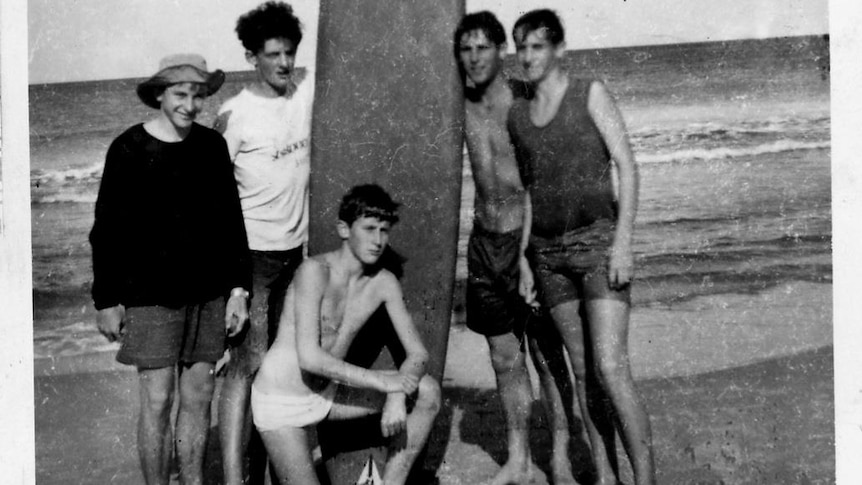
[90,123,251,310]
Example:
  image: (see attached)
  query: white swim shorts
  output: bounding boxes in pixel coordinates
[251,382,337,431]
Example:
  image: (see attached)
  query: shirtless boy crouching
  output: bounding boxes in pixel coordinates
[251,184,441,485]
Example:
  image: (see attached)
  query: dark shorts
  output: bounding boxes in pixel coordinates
[523,305,563,351]
[529,219,630,309]
[466,224,529,339]
[225,247,303,378]
[116,296,226,369]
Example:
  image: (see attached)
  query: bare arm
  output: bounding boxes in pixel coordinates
[382,274,429,392]
[293,261,406,394]
[518,191,538,306]
[463,106,493,209]
[587,80,639,288]
[378,274,430,437]
[464,107,491,171]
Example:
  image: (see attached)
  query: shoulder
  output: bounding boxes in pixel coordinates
[372,269,403,299]
[115,123,147,142]
[108,124,148,153]
[585,79,618,113]
[292,68,315,104]
[294,256,332,289]
[192,122,222,138]
[298,255,329,276]
[217,89,249,114]
[214,91,248,130]
[191,124,228,147]
[574,77,607,98]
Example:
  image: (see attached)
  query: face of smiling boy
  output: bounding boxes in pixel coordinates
[157,82,206,131]
[459,29,504,87]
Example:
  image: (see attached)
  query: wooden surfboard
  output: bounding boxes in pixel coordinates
[309,0,464,482]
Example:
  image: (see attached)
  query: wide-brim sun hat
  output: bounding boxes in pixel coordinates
[136,53,226,109]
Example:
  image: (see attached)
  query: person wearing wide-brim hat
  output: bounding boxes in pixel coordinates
[90,53,251,485]
[136,53,226,109]
[135,53,226,142]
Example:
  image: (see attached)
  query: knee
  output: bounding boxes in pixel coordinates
[489,343,524,375]
[593,355,630,391]
[415,375,441,416]
[180,374,216,409]
[141,385,175,416]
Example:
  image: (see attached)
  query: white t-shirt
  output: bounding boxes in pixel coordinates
[218,73,314,251]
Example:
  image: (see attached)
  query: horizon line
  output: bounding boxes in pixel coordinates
[29,33,828,87]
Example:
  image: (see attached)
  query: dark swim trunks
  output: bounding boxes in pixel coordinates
[117,296,226,369]
[466,224,530,339]
[529,218,630,309]
[226,247,304,378]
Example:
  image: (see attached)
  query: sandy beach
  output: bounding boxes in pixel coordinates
[35,279,833,484]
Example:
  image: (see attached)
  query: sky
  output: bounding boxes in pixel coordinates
[28,0,829,85]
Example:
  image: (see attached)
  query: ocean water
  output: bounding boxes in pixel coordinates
[30,36,831,359]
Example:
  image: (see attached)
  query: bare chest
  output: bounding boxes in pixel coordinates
[318,280,381,356]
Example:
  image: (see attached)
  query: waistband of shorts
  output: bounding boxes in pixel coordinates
[251,381,335,401]
[530,219,616,245]
[471,221,523,240]
[124,293,225,311]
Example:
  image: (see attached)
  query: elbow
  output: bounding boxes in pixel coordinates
[297,348,324,374]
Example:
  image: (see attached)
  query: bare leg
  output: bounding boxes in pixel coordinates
[219,374,254,485]
[220,252,295,485]
[585,299,655,485]
[486,333,533,485]
[550,301,618,485]
[324,375,441,485]
[528,324,580,485]
[260,425,320,485]
[382,375,441,485]
[176,362,216,485]
[137,367,176,485]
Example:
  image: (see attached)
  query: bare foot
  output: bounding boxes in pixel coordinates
[549,455,580,485]
[487,459,531,485]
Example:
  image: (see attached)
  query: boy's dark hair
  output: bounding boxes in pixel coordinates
[512,9,565,47]
[236,1,303,53]
[453,11,506,59]
[338,184,400,226]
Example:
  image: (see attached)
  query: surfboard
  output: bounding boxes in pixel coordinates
[309,0,464,482]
